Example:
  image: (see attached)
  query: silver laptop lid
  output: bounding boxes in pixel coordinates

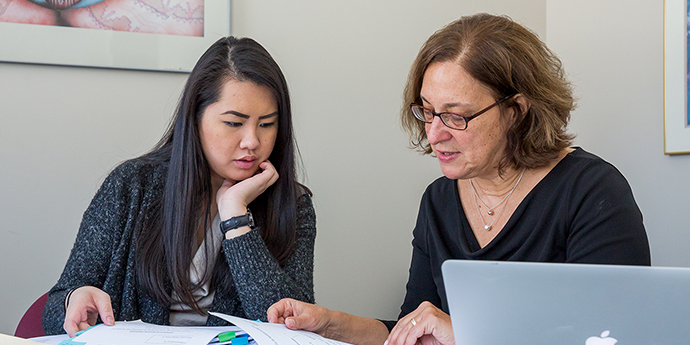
[441,260,690,345]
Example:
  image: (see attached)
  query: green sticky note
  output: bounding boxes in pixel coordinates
[218,331,236,342]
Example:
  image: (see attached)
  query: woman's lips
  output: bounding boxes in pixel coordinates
[436,150,459,163]
[234,156,257,169]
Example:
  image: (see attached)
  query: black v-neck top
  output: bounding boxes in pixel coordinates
[387,147,650,328]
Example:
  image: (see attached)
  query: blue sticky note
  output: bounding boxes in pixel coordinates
[233,336,249,345]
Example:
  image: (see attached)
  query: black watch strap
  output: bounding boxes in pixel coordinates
[220,211,255,234]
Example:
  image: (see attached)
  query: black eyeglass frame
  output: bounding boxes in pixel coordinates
[410,93,517,130]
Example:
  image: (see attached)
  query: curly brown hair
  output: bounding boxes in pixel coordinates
[402,13,575,172]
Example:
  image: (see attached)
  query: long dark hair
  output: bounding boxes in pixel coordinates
[135,37,303,312]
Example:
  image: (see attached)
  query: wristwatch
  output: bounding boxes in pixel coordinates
[220,210,255,234]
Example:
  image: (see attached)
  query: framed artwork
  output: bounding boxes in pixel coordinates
[0,0,230,72]
[664,0,690,154]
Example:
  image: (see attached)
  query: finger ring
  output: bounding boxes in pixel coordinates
[410,318,417,326]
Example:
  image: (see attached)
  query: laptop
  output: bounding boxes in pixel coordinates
[441,260,690,345]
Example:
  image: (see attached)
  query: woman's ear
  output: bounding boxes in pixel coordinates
[513,94,531,119]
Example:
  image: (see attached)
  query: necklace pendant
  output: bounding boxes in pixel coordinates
[487,210,494,215]
[484,224,491,230]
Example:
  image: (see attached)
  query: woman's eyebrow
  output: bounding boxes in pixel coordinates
[221,110,250,118]
[259,112,279,120]
[420,96,468,109]
[220,110,278,119]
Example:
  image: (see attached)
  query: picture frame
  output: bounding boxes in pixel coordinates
[664,0,690,154]
[0,1,230,73]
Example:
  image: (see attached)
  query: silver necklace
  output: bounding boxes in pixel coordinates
[469,168,526,231]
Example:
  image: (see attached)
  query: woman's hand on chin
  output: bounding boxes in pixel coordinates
[386,302,455,345]
[216,160,279,220]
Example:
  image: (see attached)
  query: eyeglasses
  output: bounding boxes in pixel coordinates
[410,94,516,130]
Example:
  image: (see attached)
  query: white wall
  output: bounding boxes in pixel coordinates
[0,65,185,334]
[545,0,690,267]
[11,0,689,336]
[229,0,546,326]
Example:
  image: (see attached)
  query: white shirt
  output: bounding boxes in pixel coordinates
[169,214,224,326]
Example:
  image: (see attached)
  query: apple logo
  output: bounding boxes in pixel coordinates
[585,330,618,345]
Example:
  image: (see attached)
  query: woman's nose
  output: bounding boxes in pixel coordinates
[426,116,452,145]
[239,127,260,150]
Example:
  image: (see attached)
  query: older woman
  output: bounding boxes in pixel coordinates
[267,13,650,345]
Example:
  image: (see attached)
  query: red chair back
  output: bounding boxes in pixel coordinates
[14,293,48,339]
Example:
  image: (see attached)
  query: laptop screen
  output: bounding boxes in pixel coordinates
[441,260,690,345]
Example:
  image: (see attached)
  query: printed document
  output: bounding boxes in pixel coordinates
[209,312,352,345]
[72,320,241,345]
[65,314,353,345]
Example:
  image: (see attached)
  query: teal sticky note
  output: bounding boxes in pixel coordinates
[58,340,86,345]
[75,324,98,336]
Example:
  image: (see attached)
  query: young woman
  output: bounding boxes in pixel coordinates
[42,36,316,337]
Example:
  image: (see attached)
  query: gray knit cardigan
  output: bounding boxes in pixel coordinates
[42,159,316,335]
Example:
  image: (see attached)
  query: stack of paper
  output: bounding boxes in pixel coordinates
[71,320,243,345]
[210,313,351,345]
[50,313,353,345]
